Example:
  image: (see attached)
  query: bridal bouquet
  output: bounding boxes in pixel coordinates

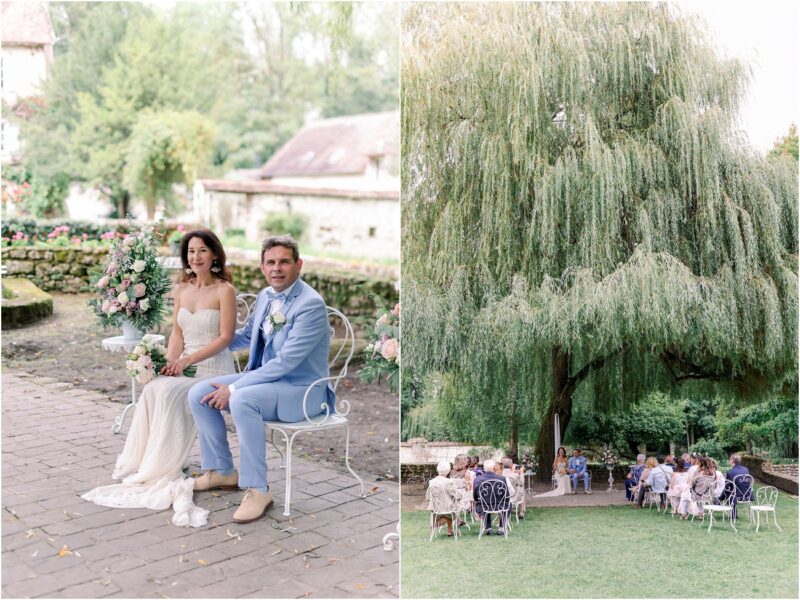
[88,223,171,332]
[360,302,400,393]
[126,334,196,384]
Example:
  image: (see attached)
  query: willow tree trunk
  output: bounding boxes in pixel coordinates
[534,348,574,481]
[508,415,519,461]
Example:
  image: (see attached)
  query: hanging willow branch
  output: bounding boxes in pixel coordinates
[401,2,798,446]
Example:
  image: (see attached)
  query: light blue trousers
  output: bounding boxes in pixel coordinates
[571,471,590,491]
[188,373,310,490]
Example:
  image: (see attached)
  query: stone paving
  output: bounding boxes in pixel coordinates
[1,371,399,599]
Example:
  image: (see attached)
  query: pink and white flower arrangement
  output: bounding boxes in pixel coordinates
[125,334,196,384]
[360,303,400,393]
[88,223,171,332]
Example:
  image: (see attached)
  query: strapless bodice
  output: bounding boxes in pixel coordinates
[177,307,235,378]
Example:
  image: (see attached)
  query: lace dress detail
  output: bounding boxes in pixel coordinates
[82,309,234,527]
[536,458,571,498]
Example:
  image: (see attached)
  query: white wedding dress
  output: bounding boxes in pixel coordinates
[536,460,572,498]
[82,308,235,527]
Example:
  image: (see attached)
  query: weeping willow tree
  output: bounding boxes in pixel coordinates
[401,3,798,479]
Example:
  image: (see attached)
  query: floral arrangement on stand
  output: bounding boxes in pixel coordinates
[360,302,400,393]
[126,335,196,384]
[522,449,540,475]
[599,443,619,468]
[88,223,171,334]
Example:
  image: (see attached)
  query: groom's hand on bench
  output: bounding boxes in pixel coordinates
[201,383,231,410]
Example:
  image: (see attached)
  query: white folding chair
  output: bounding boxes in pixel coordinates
[750,486,781,533]
[264,306,366,516]
[732,474,754,523]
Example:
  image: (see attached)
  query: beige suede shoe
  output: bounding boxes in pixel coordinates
[193,470,239,492]
[233,489,273,523]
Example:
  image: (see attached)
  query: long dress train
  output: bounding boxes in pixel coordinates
[82,308,235,527]
[535,461,572,498]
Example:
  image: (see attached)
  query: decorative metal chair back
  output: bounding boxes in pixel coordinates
[631,465,645,484]
[732,474,754,502]
[451,477,473,512]
[716,480,736,509]
[426,482,459,514]
[755,486,779,509]
[233,293,258,372]
[477,479,511,513]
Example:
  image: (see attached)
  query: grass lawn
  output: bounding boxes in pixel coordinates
[401,495,799,598]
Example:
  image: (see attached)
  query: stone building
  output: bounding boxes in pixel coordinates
[1,1,54,165]
[193,111,399,260]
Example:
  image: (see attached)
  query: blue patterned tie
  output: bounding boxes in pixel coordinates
[266,290,287,302]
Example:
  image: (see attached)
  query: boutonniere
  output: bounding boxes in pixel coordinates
[269,311,288,331]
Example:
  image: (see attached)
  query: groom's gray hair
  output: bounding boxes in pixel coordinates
[261,235,300,263]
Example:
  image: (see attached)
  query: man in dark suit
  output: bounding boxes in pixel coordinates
[723,453,752,520]
[473,459,511,535]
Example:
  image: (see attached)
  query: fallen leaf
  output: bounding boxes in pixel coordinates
[309,514,317,519]
[58,545,72,557]
[226,528,242,543]
[354,583,366,590]
[148,577,163,585]
[74,551,81,557]
[25,530,34,539]
[197,559,207,566]
[368,486,379,494]
[211,492,220,497]
[30,549,38,558]
[304,562,310,569]
[270,546,282,556]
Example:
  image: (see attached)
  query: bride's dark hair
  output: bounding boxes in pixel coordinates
[179,228,233,284]
[557,447,567,458]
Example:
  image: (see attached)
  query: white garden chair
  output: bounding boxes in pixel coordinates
[476,480,511,539]
[233,293,259,372]
[688,475,716,524]
[750,486,781,533]
[732,474,754,523]
[703,480,737,532]
[264,306,366,516]
[426,483,461,541]
[451,477,473,532]
[508,473,525,525]
[643,467,670,512]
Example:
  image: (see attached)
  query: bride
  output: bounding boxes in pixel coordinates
[83,229,237,527]
[536,447,572,498]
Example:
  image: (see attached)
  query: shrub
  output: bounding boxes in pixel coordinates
[263,212,307,241]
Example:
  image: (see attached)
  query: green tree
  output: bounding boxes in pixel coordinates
[402,3,798,479]
[768,123,799,161]
[123,111,216,219]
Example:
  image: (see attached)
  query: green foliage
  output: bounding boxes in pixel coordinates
[263,212,308,241]
[123,110,216,218]
[2,166,69,218]
[401,3,799,452]
[689,437,726,460]
[768,123,799,161]
[715,395,798,457]
[1,218,136,241]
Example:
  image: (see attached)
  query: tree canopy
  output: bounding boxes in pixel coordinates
[15,2,399,218]
[401,3,798,476]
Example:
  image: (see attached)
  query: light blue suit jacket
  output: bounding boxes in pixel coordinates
[568,456,587,474]
[231,278,334,422]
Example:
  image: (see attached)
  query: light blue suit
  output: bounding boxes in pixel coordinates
[188,278,333,490]
[569,455,590,491]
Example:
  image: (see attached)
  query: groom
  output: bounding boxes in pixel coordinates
[187,235,334,523]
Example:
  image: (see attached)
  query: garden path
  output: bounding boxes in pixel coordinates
[1,371,399,599]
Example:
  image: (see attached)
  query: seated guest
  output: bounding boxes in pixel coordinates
[667,458,689,514]
[426,461,459,536]
[686,453,700,478]
[469,455,483,474]
[451,454,474,522]
[501,457,526,519]
[635,457,658,507]
[568,448,591,494]
[681,452,691,468]
[665,454,676,469]
[473,459,511,535]
[640,456,670,508]
[678,457,715,520]
[722,453,752,520]
[626,454,646,501]
[707,457,726,497]
[659,455,674,476]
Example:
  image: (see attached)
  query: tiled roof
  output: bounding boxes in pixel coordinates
[259,111,399,178]
[1,2,54,46]
[197,179,398,200]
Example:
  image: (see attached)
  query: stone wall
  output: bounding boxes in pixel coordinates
[1,246,397,315]
[741,455,799,495]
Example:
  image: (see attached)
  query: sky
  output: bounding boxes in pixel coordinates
[679,1,799,154]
